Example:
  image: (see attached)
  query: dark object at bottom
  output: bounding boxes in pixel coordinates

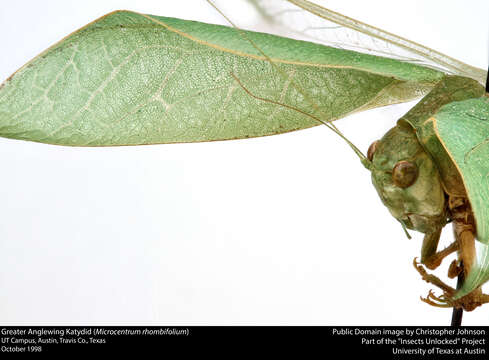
[451,269,465,326]
[451,305,463,326]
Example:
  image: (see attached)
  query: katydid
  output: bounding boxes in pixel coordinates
[0,0,488,325]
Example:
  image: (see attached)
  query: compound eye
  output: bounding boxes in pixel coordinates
[392,161,418,188]
[367,140,380,161]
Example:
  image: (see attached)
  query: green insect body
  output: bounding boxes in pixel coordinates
[1,2,489,315]
[369,75,489,310]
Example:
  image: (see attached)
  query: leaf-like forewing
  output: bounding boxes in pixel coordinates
[433,98,489,297]
[0,10,443,146]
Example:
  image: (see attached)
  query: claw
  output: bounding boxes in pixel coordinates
[420,295,451,308]
[419,290,452,308]
[427,289,446,303]
[413,257,425,276]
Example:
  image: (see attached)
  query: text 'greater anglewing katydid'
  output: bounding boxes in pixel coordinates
[0,0,488,325]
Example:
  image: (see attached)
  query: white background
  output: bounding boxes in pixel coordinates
[0,0,488,325]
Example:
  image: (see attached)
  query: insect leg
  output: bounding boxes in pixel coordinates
[420,229,458,270]
[417,219,489,311]
[412,258,455,294]
[453,222,476,278]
